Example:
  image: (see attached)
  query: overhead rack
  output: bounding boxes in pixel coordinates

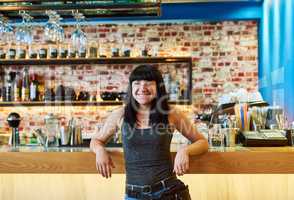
[0,0,161,21]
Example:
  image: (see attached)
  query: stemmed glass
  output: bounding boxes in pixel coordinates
[15,11,33,45]
[0,15,14,45]
[44,10,65,43]
[71,10,87,56]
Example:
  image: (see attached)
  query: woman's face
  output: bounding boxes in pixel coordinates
[132,80,157,106]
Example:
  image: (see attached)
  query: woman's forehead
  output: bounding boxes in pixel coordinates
[132,80,156,82]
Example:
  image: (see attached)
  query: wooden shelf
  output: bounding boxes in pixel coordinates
[0,100,191,107]
[0,57,193,106]
[0,57,192,66]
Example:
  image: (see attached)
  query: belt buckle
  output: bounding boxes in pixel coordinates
[142,185,152,193]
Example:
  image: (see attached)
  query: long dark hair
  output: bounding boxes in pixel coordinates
[124,65,170,128]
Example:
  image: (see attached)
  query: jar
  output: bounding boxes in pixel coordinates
[16,48,26,59]
[58,44,68,58]
[28,44,38,59]
[78,47,87,58]
[88,40,98,58]
[44,113,60,147]
[0,49,6,59]
[39,48,47,59]
[68,45,76,58]
[8,48,16,59]
[111,48,119,57]
[49,44,58,58]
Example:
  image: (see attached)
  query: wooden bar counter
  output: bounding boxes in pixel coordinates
[1,145,294,173]
[1,145,294,200]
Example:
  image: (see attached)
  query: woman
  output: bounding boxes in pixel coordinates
[90,65,208,200]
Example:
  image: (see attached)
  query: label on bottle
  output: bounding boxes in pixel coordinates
[22,87,30,101]
[14,87,21,101]
[30,83,37,101]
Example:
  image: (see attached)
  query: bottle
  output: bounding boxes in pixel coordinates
[5,72,16,102]
[30,73,39,101]
[21,67,30,101]
[5,78,13,102]
[14,72,22,102]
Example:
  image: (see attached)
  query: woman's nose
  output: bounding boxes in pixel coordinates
[139,82,148,89]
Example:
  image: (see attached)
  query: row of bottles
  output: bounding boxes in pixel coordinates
[1,67,40,102]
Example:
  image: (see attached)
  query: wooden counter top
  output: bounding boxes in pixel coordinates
[1,146,294,174]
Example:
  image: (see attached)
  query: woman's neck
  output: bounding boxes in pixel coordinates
[136,105,151,128]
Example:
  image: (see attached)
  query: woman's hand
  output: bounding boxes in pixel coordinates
[173,147,189,176]
[95,147,115,178]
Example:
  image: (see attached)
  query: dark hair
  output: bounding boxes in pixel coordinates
[124,64,170,128]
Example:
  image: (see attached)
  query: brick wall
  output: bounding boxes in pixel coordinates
[0,20,258,136]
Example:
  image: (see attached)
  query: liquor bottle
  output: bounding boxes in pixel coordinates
[30,73,39,101]
[5,78,13,102]
[14,72,22,102]
[6,72,16,102]
[21,67,30,101]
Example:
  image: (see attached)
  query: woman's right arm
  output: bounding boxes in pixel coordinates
[90,107,124,178]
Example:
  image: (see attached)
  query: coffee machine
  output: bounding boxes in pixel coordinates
[7,112,21,147]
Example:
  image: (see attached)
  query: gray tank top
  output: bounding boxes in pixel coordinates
[121,121,174,185]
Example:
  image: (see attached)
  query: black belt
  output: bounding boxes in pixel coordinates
[126,176,178,198]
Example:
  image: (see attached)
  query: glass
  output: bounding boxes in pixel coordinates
[44,10,64,43]
[0,15,14,46]
[71,10,87,57]
[15,11,33,45]
[208,124,225,148]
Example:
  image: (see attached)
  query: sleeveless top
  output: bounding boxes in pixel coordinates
[121,121,174,185]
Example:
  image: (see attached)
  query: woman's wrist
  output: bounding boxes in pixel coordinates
[90,139,105,154]
[178,145,190,155]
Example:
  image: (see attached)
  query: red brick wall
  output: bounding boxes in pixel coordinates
[0,21,258,136]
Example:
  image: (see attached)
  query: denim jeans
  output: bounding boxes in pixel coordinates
[124,185,171,200]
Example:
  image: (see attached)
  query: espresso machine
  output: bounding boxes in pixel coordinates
[7,112,21,147]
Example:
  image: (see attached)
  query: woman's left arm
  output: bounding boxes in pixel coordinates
[170,107,209,175]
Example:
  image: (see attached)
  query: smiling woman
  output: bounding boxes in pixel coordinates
[90,64,208,200]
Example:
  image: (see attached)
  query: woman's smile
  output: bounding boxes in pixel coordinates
[132,80,157,105]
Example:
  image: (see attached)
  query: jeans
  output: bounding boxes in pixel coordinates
[124,185,171,200]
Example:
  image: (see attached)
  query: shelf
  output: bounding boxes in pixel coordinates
[0,57,192,66]
[0,0,161,20]
[0,100,191,107]
[213,101,269,115]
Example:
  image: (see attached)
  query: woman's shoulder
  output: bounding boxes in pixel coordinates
[108,106,125,128]
[108,106,125,120]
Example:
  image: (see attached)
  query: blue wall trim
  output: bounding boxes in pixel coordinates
[161,2,262,21]
[260,0,294,121]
